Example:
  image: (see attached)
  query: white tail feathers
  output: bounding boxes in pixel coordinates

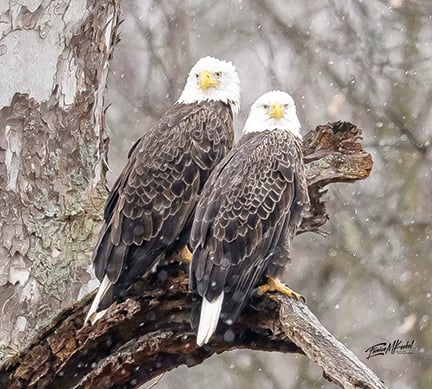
[84,275,112,325]
[196,293,224,346]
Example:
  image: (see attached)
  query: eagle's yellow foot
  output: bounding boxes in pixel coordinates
[179,245,193,264]
[257,277,305,302]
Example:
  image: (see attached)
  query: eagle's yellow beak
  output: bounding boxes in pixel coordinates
[269,102,284,120]
[200,71,219,91]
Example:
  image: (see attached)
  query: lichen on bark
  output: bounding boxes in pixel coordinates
[0,0,121,361]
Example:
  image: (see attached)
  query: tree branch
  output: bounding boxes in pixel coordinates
[0,122,383,389]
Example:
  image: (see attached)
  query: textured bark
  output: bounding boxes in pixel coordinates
[0,122,382,389]
[0,0,120,360]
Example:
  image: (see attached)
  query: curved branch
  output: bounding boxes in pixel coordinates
[0,122,382,389]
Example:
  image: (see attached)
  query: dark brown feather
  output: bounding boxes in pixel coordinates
[190,129,310,325]
[93,101,234,310]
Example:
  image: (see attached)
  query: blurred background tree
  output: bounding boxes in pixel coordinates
[104,1,431,388]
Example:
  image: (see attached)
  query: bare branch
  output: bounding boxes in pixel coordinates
[384,109,429,155]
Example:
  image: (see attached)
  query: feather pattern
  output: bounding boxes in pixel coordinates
[86,57,241,325]
[190,128,310,342]
[88,101,234,322]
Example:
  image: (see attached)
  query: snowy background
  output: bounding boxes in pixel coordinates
[104,1,432,388]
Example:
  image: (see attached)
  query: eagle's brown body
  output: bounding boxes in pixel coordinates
[190,128,310,335]
[85,56,240,325]
[94,101,234,310]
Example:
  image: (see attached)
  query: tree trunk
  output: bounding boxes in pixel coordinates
[0,0,120,360]
[0,122,383,389]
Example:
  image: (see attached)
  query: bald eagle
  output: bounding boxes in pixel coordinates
[85,57,240,325]
[190,90,310,346]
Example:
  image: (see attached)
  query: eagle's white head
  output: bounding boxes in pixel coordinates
[243,90,302,139]
[178,56,240,114]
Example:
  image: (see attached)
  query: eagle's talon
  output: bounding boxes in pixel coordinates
[179,245,193,264]
[292,291,306,303]
[256,284,268,297]
[258,276,305,302]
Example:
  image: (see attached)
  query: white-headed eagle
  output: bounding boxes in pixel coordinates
[85,57,240,325]
[190,90,310,346]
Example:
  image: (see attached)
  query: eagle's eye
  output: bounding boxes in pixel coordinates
[263,104,269,109]
[284,104,289,109]
[214,71,222,78]
[195,73,199,78]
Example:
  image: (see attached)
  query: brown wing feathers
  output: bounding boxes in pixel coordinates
[93,101,233,310]
[190,129,309,324]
